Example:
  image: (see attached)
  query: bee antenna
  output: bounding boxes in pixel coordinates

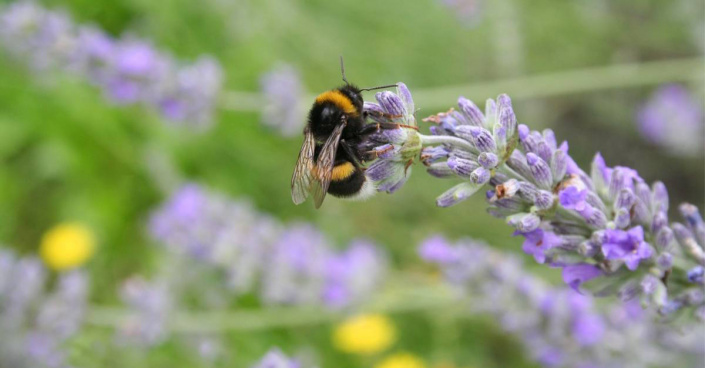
[359,83,399,92]
[340,56,349,85]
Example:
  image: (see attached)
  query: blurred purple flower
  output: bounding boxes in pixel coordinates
[251,348,300,368]
[637,84,704,156]
[0,249,89,368]
[148,184,387,309]
[0,2,223,128]
[260,63,306,137]
[420,237,703,368]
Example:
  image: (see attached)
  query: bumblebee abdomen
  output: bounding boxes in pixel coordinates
[327,163,374,200]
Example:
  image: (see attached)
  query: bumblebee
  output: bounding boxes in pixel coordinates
[291,58,405,208]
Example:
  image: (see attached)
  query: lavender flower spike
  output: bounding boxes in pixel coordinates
[420,236,704,368]
[0,2,223,128]
[362,83,421,193]
[368,86,705,320]
[260,63,307,137]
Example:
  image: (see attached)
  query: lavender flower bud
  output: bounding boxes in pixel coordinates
[507,213,541,232]
[449,148,477,161]
[489,172,509,187]
[521,131,541,155]
[585,207,608,229]
[655,227,674,250]
[608,168,626,202]
[517,124,530,140]
[651,211,668,234]
[534,190,554,210]
[614,208,631,229]
[652,181,669,212]
[526,153,553,189]
[466,126,497,152]
[672,223,705,265]
[578,240,599,257]
[447,156,479,178]
[478,152,499,169]
[536,140,553,164]
[398,82,414,113]
[584,192,608,215]
[470,167,491,185]
[493,123,507,153]
[635,182,652,210]
[496,94,516,136]
[680,203,705,246]
[420,146,450,164]
[453,125,473,142]
[485,98,498,128]
[494,197,525,211]
[507,150,533,179]
[458,96,484,127]
[542,129,557,150]
[517,181,539,202]
[375,91,406,117]
[656,253,673,271]
[550,149,567,183]
[614,188,635,211]
[631,198,651,226]
[437,183,481,207]
[427,162,454,178]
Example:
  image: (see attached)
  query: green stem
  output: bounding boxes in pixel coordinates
[220,58,705,112]
[85,281,459,333]
[418,133,477,153]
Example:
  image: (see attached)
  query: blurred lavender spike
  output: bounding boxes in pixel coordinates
[420,236,704,368]
[0,249,90,368]
[0,1,223,128]
[260,63,307,137]
[636,84,704,157]
[148,184,387,311]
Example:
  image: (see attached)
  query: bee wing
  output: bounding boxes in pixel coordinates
[312,122,346,209]
[291,126,316,205]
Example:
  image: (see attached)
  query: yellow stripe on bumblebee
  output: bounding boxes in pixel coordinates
[315,90,358,115]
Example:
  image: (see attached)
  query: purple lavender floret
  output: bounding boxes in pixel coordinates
[419,236,704,368]
[0,2,223,128]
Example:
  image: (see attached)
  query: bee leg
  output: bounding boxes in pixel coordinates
[358,122,408,137]
[340,139,364,167]
[364,109,403,121]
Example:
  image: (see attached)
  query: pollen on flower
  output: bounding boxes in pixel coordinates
[40,223,95,271]
[332,313,396,354]
[374,352,427,368]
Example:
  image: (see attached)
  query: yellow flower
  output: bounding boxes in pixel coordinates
[40,223,95,271]
[332,313,396,354]
[375,353,427,368]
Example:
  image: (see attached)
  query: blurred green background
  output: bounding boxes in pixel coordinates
[0,0,703,366]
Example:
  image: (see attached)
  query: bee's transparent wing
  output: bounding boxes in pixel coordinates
[312,123,345,209]
[291,126,316,205]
